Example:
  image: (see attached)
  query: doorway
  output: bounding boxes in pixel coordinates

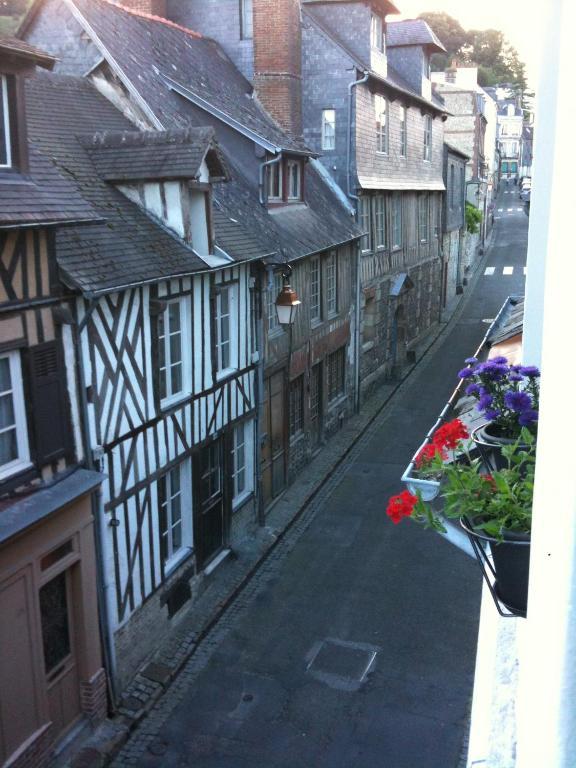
[194,437,227,568]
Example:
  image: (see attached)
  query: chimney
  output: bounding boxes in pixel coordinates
[116,0,167,17]
[253,0,302,138]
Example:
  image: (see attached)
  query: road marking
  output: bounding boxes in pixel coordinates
[494,216,502,220]
[504,190,509,194]
[497,208,503,212]
[484,267,495,276]
[503,266,514,275]
[517,207,523,212]
[507,208,513,212]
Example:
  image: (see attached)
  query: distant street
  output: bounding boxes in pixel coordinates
[114,187,529,768]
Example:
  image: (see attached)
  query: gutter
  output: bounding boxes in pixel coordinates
[346,70,369,202]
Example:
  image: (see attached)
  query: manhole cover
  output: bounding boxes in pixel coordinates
[306,638,379,691]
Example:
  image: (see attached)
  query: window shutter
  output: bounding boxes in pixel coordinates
[26,341,71,465]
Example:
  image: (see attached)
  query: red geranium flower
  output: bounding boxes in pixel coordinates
[386,490,418,524]
[415,442,446,468]
[432,419,469,450]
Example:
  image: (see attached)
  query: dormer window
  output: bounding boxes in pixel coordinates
[371,13,384,52]
[0,75,13,169]
[287,160,301,200]
[267,161,282,200]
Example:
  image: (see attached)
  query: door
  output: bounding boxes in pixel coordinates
[309,363,322,449]
[391,304,407,366]
[261,370,287,508]
[39,569,81,740]
[194,438,226,568]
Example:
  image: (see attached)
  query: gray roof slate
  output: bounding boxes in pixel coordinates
[386,20,446,52]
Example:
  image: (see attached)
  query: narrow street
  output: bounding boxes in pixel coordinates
[113,192,528,768]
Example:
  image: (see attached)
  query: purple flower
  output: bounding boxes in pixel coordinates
[485,409,502,421]
[519,366,540,378]
[458,368,474,379]
[476,362,507,380]
[491,356,509,365]
[465,357,479,365]
[465,383,481,396]
[478,393,494,410]
[509,374,523,382]
[518,409,539,427]
[504,391,532,413]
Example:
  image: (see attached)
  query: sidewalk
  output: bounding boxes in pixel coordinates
[64,244,491,768]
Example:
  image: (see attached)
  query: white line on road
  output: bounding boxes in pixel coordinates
[497,208,503,212]
[503,266,514,275]
[517,208,523,212]
[484,267,496,276]
[494,216,502,220]
[507,208,513,212]
[504,190,510,194]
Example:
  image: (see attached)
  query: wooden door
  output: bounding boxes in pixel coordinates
[261,370,287,508]
[309,363,322,449]
[39,569,81,740]
[194,438,226,568]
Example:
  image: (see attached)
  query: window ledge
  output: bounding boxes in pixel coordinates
[232,490,254,512]
[161,392,191,411]
[216,367,239,383]
[164,547,194,578]
[327,393,347,410]
[362,341,375,352]
[0,459,34,483]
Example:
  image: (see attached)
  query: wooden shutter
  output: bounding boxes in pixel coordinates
[26,340,71,465]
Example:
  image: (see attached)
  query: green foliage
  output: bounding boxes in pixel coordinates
[465,202,482,234]
[414,430,536,537]
[418,12,527,90]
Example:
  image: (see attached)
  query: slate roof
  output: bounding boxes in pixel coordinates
[445,142,470,160]
[302,0,400,15]
[302,8,447,116]
[0,35,55,68]
[67,0,310,153]
[80,127,229,183]
[25,73,216,294]
[386,20,446,53]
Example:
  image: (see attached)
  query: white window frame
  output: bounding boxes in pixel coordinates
[159,297,191,408]
[0,351,31,480]
[267,161,283,201]
[158,459,192,573]
[358,197,372,253]
[309,256,321,325]
[418,194,429,243]
[321,109,336,151]
[423,115,432,161]
[325,251,338,317]
[240,0,253,40]
[391,193,403,250]
[400,105,407,158]
[371,13,384,52]
[215,283,239,378]
[232,419,254,507]
[375,194,386,250]
[287,160,302,200]
[375,95,388,154]
[0,75,12,169]
[267,271,284,335]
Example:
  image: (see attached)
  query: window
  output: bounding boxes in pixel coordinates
[423,54,431,80]
[450,165,455,210]
[158,462,191,567]
[267,161,282,200]
[391,193,402,249]
[358,197,372,253]
[418,195,428,243]
[159,299,189,404]
[287,160,301,200]
[327,347,346,403]
[0,75,11,168]
[310,256,321,324]
[375,95,388,154]
[232,420,254,505]
[267,271,284,333]
[40,572,71,674]
[400,106,407,157]
[0,351,30,479]
[240,0,253,39]
[326,251,337,316]
[321,109,336,151]
[371,13,384,52]
[423,115,432,161]
[375,195,386,250]
[215,284,238,375]
[363,295,377,344]
[289,376,304,437]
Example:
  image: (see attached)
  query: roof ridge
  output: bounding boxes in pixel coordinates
[99,0,202,39]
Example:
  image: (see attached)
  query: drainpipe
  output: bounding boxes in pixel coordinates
[347,70,369,202]
[252,268,266,527]
[347,70,369,412]
[259,153,282,205]
[75,299,119,705]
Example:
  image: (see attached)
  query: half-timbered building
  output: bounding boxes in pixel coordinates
[22,0,361,523]
[0,40,107,768]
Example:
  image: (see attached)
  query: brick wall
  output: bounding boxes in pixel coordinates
[6,723,53,768]
[253,0,302,136]
[80,668,108,725]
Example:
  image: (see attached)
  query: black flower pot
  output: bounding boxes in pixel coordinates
[471,423,529,472]
[460,516,531,617]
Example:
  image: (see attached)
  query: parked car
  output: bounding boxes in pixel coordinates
[520,186,531,202]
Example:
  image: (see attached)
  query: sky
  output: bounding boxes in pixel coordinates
[394,0,541,89]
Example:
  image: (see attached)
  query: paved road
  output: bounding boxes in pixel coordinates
[117,192,528,768]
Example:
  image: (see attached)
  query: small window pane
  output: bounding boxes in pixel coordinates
[240,0,253,39]
[310,257,321,323]
[322,109,336,151]
[289,376,304,437]
[40,572,71,674]
[375,95,388,153]
[0,357,10,391]
[326,253,337,316]
[400,106,407,157]
[0,76,12,168]
[327,347,345,402]
[359,197,372,252]
[375,195,386,249]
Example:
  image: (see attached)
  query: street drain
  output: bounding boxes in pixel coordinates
[306,638,379,691]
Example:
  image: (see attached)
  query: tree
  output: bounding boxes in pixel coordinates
[417,12,468,70]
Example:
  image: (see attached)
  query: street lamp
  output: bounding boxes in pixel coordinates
[275,265,301,325]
